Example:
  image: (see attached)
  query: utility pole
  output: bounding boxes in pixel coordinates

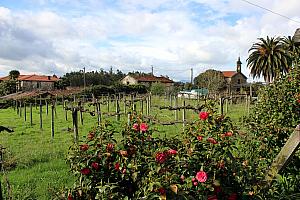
[190,68,193,84]
[151,65,154,76]
[83,67,86,93]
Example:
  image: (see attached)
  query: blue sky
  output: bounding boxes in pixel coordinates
[0,0,299,82]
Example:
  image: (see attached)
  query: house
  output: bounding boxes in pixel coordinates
[121,74,174,88]
[222,57,248,93]
[0,74,59,91]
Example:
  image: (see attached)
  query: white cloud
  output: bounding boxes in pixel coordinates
[0,1,299,82]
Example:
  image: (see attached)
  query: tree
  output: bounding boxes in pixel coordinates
[9,70,20,80]
[247,36,290,83]
[193,69,226,93]
[282,36,300,67]
[150,82,165,95]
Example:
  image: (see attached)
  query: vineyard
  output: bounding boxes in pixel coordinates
[0,69,299,200]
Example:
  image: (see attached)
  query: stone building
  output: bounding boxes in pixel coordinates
[0,74,59,91]
[121,74,174,88]
[222,57,248,93]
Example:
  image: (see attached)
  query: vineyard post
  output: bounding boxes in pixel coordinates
[123,96,127,115]
[107,95,110,112]
[24,102,26,121]
[72,107,79,143]
[62,96,64,110]
[65,101,68,121]
[225,98,228,113]
[73,95,76,104]
[55,95,57,116]
[182,99,186,127]
[116,99,120,121]
[175,96,178,121]
[19,101,22,117]
[140,99,143,114]
[51,102,55,140]
[35,97,37,109]
[30,103,33,126]
[219,98,224,115]
[127,112,131,126]
[39,102,43,130]
[46,100,48,115]
[80,102,84,125]
[169,94,172,107]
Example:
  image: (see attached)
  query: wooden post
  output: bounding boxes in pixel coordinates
[225,98,228,114]
[62,96,65,110]
[65,101,68,121]
[72,107,78,143]
[24,103,26,121]
[51,103,55,140]
[182,100,186,127]
[30,103,33,126]
[96,99,101,125]
[127,112,131,126]
[107,96,110,112]
[19,101,22,117]
[175,96,178,121]
[46,100,48,115]
[80,104,84,125]
[116,99,120,121]
[265,125,300,184]
[35,97,37,109]
[219,98,224,115]
[39,103,43,130]
[146,96,149,115]
[123,98,127,115]
[140,99,144,114]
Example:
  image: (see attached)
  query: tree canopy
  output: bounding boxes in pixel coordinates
[193,69,226,93]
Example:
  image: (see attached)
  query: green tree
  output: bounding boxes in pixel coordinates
[247,36,290,82]
[282,36,300,67]
[150,82,165,95]
[193,69,226,93]
[9,70,20,80]
[0,79,17,96]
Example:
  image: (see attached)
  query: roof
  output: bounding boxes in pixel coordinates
[222,71,237,78]
[0,74,59,82]
[132,75,174,83]
[222,71,247,79]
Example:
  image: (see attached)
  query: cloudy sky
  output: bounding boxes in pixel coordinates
[0,0,299,82]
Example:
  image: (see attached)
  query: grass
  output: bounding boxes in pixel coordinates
[0,96,249,199]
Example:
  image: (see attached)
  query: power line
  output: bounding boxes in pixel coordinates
[240,0,300,24]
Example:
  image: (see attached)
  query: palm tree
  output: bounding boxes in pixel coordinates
[247,36,290,82]
[282,36,300,68]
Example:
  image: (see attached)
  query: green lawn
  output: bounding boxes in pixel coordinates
[0,96,250,199]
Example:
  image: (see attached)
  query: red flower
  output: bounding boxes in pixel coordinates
[91,162,100,170]
[80,168,91,175]
[193,181,198,186]
[80,144,89,151]
[207,137,218,144]
[140,123,148,132]
[158,188,166,195]
[167,149,177,155]
[297,99,300,103]
[155,152,167,164]
[192,177,196,182]
[225,131,233,137]
[196,171,207,183]
[115,162,120,171]
[197,136,203,141]
[106,143,114,152]
[199,111,209,120]
[132,123,139,131]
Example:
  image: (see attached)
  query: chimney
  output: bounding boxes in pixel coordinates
[237,57,242,73]
[48,76,51,80]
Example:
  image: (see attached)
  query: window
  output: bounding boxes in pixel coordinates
[37,82,41,88]
[127,81,130,85]
[237,79,241,84]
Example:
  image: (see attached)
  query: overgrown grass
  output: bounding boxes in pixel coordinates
[0,97,250,199]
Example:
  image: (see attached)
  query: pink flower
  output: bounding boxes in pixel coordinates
[167,149,177,155]
[197,136,203,141]
[193,181,198,186]
[199,111,209,120]
[91,162,100,170]
[106,143,114,152]
[87,132,95,140]
[80,168,91,175]
[140,123,148,132]
[196,171,207,183]
[122,168,127,174]
[297,99,300,103]
[115,162,120,171]
[155,152,167,164]
[180,175,185,181]
[207,137,218,144]
[132,123,139,131]
[192,178,196,182]
[80,144,89,151]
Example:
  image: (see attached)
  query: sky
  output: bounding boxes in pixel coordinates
[0,0,299,82]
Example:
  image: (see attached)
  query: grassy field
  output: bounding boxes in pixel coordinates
[0,96,250,199]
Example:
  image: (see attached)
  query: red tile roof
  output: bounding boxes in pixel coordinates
[0,74,59,82]
[134,75,173,83]
[222,71,237,78]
